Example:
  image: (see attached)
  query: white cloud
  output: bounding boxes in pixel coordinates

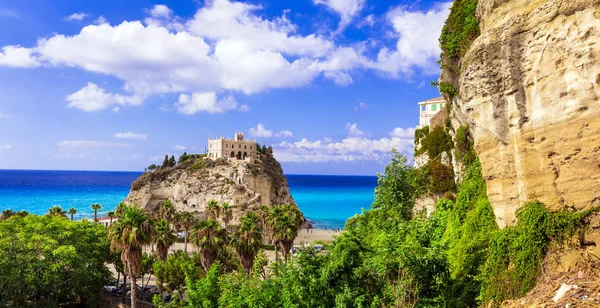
[389,127,416,138]
[65,82,141,112]
[65,12,88,21]
[173,145,186,150]
[273,124,416,163]
[94,16,108,25]
[346,122,366,137]
[249,123,273,138]
[0,144,11,150]
[277,130,294,138]
[314,0,365,34]
[0,45,40,68]
[354,101,367,111]
[113,107,120,112]
[249,124,293,138]
[114,132,148,140]
[359,14,375,28]
[238,104,250,112]
[175,92,240,114]
[370,2,451,76]
[57,140,132,148]
[0,1,449,110]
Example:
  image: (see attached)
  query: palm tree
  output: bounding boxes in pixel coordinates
[107,211,116,225]
[176,211,196,253]
[206,200,221,219]
[67,208,77,221]
[158,200,176,223]
[221,202,233,230]
[154,219,176,260]
[47,205,67,217]
[108,204,154,308]
[91,203,102,222]
[267,205,304,261]
[256,205,271,242]
[0,209,15,220]
[190,218,227,272]
[231,211,263,274]
[116,202,126,215]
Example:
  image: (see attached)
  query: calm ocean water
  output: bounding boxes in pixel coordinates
[0,170,378,229]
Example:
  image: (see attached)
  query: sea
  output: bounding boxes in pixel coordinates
[0,170,378,229]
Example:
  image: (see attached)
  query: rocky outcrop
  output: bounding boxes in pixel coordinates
[443,0,600,228]
[124,156,295,225]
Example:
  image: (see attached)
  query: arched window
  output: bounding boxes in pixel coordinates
[244,145,247,149]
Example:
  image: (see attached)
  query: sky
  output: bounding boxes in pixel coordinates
[0,0,448,175]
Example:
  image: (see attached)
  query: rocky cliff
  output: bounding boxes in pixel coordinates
[124,156,295,224]
[442,0,600,228]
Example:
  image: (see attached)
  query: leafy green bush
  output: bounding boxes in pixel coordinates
[416,126,453,160]
[439,0,480,62]
[455,126,471,157]
[479,202,597,305]
[424,160,456,194]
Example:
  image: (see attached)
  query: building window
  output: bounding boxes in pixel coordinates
[431,104,437,112]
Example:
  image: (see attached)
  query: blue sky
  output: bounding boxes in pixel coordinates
[0,0,448,175]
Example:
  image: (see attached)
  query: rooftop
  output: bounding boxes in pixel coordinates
[419,96,446,105]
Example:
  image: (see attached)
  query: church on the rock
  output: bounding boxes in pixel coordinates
[207,132,257,162]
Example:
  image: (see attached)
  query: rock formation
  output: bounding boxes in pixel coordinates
[124,156,295,225]
[443,0,600,228]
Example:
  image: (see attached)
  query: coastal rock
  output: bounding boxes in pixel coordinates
[124,156,296,225]
[444,0,600,228]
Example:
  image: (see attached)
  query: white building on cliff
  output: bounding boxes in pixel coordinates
[207,132,257,162]
[418,97,446,128]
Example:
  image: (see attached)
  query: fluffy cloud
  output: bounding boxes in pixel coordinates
[175,92,241,114]
[389,127,416,138]
[354,101,367,111]
[0,46,40,68]
[65,12,88,21]
[371,2,452,76]
[0,0,449,111]
[65,82,141,112]
[172,145,186,150]
[57,140,132,148]
[314,0,365,34]
[346,123,366,137]
[249,124,294,138]
[114,132,148,140]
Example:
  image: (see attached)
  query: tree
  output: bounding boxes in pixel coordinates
[158,200,176,223]
[0,215,111,306]
[206,200,221,220]
[0,209,15,220]
[190,219,227,272]
[162,154,169,169]
[256,205,271,243]
[108,204,154,308]
[169,155,176,167]
[140,253,156,290]
[155,219,176,261]
[373,149,418,222]
[107,211,116,225]
[267,205,303,261]
[68,207,77,221]
[47,205,67,217]
[91,203,102,222]
[231,211,263,274]
[178,152,189,164]
[148,164,159,171]
[176,211,196,253]
[221,203,233,230]
[153,251,201,297]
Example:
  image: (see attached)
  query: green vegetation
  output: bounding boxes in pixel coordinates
[0,214,110,306]
[415,126,453,159]
[439,0,480,62]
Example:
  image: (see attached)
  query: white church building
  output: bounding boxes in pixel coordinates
[207,132,258,162]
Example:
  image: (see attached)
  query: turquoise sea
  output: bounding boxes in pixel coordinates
[0,170,378,229]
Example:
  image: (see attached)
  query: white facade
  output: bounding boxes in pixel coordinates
[207,133,258,162]
[418,97,446,128]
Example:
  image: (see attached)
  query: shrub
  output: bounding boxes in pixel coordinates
[425,160,456,194]
[416,126,453,160]
[455,126,471,157]
[439,0,480,62]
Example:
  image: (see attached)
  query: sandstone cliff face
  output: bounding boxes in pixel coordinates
[124,156,295,225]
[444,0,600,228]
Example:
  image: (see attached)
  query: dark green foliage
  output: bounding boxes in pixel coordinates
[154,251,202,295]
[0,215,111,306]
[148,164,159,171]
[439,0,480,62]
[432,80,459,99]
[479,202,597,305]
[416,126,453,160]
[424,160,456,194]
[178,152,189,164]
[373,150,419,222]
[455,126,471,157]
[414,126,429,145]
[162,154,169,169]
